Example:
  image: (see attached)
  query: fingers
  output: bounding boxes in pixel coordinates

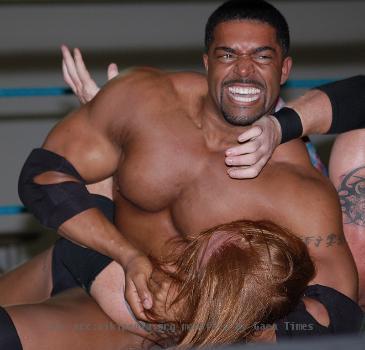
[125,277,152,321]
[237,125,262,143]
[61,44,100,103]
[148,271,170,301]
[148,276,167,311]
[147,271,178,322]
[61,45,83,93]
[227,160,265,179]
[226,139,261,159]
[133,273,153,309]
[62,59,77,94]
[225,117,280,179]
[73,48,93,85]
[107,63,119,80]
[226,144,269,179]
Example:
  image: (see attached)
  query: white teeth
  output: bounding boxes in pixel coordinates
[231,95,260,102]
[228,86,261,95]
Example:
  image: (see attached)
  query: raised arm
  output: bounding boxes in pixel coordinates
[62,45,119,103]
[286,76,365,136]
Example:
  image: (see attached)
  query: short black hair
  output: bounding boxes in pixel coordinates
[205,0,290,56]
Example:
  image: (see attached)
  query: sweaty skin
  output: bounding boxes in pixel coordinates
[40,19,357,309]
[0,20,358,349]
[43,64,357,299]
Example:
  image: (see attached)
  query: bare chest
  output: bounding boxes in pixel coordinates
[116,132,295,239]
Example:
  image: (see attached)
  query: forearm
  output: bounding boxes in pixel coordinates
[286,75,365,137]
[286,89,332,136]
[18,148,138,266]
[59,208,139,266]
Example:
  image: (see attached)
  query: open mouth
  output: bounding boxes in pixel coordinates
[227,86,261,103]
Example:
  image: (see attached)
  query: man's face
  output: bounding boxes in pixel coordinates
[203,20,292,126]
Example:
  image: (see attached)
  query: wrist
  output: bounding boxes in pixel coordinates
[118,246,144,268]
[100,232,140,267]
[272,107,303,144]
[267,115,282,148]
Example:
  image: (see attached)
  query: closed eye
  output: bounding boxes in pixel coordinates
[217,52,237,62]
[254,55,273,64]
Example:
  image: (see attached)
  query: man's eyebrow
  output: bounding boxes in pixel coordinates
[214,46,236,54]
[214,46,277,55]
[252,46,276,54]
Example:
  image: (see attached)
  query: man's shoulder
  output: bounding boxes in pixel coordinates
[276,160,340,219]
[87,67,206,133]
[107,68,206,91]
[105,67,169,94]
[96,67,206,107]
[271,140,339,212]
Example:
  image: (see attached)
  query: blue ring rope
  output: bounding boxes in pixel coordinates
[0,78,336,216]
[0,87,72,97]
[284,79,334,89]
[0,79,336,98]
[0,206,27,216]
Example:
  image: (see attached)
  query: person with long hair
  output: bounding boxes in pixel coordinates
[3,216,316,349]
[1,1,363,349]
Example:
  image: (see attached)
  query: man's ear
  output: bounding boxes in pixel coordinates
[280,56,293,85]
[203,54,209,72]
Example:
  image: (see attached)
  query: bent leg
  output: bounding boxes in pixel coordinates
[0,194,115,307]
[329,129,365,310]
[0,247,53,306]
[6,288,147,350]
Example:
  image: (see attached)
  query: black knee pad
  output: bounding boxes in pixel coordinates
[0,307,23,350]
[276,284,363,339]
[52,238,113,296]
[51,194,114,296]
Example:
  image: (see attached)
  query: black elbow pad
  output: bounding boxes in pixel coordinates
[315,75,365,134]
[18,148,97,229]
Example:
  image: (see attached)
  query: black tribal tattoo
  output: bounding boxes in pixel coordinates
[337,166,365,226]
[300,233,345,248]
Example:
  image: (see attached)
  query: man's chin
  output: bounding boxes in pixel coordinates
[221,109,263,126]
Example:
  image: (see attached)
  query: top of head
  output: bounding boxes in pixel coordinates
[205,0,290,57]
[166,219,314,346]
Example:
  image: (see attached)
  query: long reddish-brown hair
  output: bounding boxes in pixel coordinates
[147,220,315,348]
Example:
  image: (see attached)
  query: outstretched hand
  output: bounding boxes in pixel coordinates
[225,115,282,179]
[61,45,119,104]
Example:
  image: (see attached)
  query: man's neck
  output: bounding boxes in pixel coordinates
[200,96,249,151]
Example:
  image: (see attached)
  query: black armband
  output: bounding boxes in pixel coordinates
[315,75,365,134]
[272,107,303,144]
[18,148,97,230]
